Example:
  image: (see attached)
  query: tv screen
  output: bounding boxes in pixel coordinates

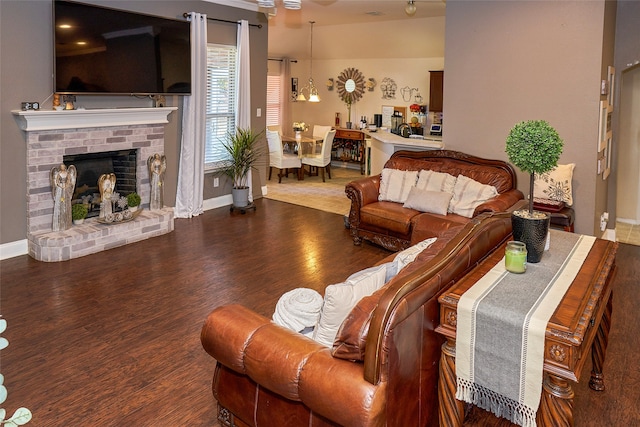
[54,0,191,95]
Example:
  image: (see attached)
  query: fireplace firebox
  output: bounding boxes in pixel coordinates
[63,149,137,218]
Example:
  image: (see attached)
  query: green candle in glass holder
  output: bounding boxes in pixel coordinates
[505,241,527,273]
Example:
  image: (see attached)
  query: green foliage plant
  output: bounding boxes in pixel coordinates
[505,120,564,215]
[126,192,141,208]
[71,203,88,221]
[218,127,264,189]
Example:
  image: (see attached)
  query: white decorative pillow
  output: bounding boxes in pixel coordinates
[272,288,323,337]
[385,237,437,281]
[534,163,575,206]
[416,170,457,194]
[313,264,388,347]
[403,187,453,215]
[448,175,499,218]
[378,169,419,203]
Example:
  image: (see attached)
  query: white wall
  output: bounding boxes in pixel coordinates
[616,65,640,223]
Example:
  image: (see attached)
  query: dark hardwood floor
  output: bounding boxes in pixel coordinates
[1,198,639,426]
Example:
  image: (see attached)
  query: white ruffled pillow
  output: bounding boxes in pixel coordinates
[378,168,418,203]
[272,288,323,337]
[448,175,498,218]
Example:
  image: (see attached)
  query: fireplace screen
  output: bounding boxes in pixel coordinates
[63,149,137,218]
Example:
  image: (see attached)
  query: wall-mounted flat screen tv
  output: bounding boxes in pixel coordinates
[54,0,191,95]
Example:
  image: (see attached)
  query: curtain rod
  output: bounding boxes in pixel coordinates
[268,58,297,63]
[182,13,262,28]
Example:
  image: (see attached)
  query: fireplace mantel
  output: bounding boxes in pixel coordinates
[12,107,177,131]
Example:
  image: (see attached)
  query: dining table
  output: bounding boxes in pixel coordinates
[280,134,323,158]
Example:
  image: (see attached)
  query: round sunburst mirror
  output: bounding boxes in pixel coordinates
[337,68,365,104]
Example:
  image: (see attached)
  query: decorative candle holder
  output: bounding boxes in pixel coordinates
[505,241,527,273]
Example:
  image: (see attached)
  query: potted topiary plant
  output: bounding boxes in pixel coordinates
[506,119,564,263]
[126,192,141,212]
[72,203,88,225]
[217,127,264,209]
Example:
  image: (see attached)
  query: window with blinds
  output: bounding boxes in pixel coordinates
[266,75,281,127]
[205,44,237,170]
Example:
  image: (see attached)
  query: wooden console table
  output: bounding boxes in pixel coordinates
[332,128,367,174]
[435,236,618,426]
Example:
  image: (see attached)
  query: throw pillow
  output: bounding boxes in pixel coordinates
[534,163,575,206]
[402,187,453,215]
[385,237,437,282]
[272,288,323,338]
[416,169,457,194]
[378,169,419,203]
[448,175,499,218]
[313,264,388,348]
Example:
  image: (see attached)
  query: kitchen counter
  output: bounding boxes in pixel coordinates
[363,129,444,175]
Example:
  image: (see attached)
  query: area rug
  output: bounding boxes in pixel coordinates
[263,167,363,216]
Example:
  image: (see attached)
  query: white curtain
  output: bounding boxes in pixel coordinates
[175,12,206,218]
[237,20,253,202]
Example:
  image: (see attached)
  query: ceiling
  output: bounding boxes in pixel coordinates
[208,0,447,59]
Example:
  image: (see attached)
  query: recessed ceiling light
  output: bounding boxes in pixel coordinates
[76,41,86,45]
[58,24,72,29]
[365,11,383,16]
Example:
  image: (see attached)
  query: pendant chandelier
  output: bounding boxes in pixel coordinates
[296,21,320,103]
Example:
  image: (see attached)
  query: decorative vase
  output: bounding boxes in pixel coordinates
[232,187,250,208]
[73,219,84,225]
[346,122,353,129]
[511,210,550,263]
[129,206,138,212]
[295,130,301,140]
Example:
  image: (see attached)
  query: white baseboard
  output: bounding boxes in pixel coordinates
[616,217,640,225]
[203,194,233,211]
[601,228,616,242]
[0,239,28,260]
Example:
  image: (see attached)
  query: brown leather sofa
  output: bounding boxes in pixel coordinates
[345,150,524,251]
[201,211,514,427]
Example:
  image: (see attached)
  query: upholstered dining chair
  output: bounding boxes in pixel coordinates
[266,129,301,183]
[301,129,336,182]
[312,125,332,140]
[267,125,282,135]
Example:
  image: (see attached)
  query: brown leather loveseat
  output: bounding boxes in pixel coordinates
[201,211,514,427]
[346,150,523,251]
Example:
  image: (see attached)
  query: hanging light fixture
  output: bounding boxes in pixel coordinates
[405,0,417,16]
[296,21,320,103]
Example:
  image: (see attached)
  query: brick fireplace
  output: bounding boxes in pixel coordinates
[14,107,176,262]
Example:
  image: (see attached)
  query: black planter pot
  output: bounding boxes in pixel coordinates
[511,210,551,263]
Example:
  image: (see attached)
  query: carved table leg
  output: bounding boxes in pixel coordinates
[590,293,613,391]
[537,373,575,427]
[438,338,464,427]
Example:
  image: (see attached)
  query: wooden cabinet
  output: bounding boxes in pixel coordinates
[429,70,444,112]
[331,129,367,174]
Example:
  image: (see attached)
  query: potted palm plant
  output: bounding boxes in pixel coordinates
[505,119,564,263]
[218,127,264,208]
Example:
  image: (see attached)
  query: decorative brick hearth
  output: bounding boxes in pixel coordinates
[14,107,176,262]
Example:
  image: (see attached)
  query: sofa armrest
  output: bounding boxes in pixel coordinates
[345,176,381,208]
[473,189,524,216]
[201,304,384,426]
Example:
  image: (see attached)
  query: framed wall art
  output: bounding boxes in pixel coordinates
[597,100,609,152]
[607,66,615,109]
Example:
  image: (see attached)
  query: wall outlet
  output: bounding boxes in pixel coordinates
[213,177,219,187]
